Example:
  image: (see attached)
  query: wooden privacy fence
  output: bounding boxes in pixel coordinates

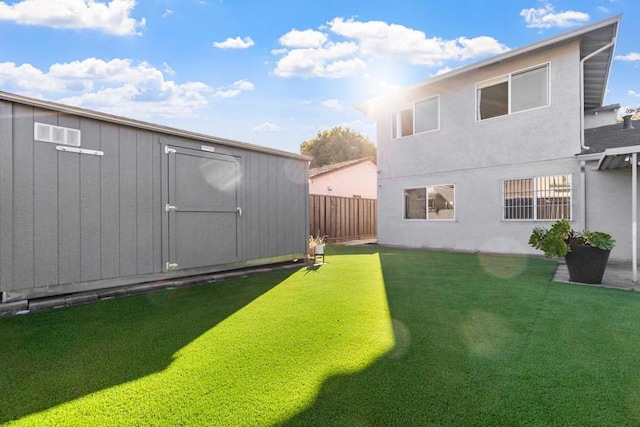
[309,194,377,242]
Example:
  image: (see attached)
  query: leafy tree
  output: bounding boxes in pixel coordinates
[624,105,640,120]
[300,127,376,168]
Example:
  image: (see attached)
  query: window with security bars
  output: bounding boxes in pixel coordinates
[503,175,571,220]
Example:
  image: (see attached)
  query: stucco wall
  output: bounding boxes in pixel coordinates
[377,158,582,256]
[373,40,587,256]
[584,164,636,261]
[584,110,618,129]
[309,160,377,198]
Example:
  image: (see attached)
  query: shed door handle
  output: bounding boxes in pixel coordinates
[236,207,242,217]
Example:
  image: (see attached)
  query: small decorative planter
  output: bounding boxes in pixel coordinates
[565,245,611,284]
[309,233,327,263]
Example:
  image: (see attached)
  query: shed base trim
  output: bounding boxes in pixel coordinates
[2,253,305,303]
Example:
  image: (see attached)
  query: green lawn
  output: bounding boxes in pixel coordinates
[2,245,640,426]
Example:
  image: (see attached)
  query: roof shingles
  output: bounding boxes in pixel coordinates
[583,120,640,154]
[309,157,376,178]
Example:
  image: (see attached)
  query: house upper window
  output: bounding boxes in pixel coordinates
[503,174,571,221]
[477,63,549,121]
[404,184,455,220]
[392,96,439,139]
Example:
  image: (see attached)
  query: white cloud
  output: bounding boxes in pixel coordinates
[274,41,364,78]
[520,2,589,29]
[328,18,509,66]
[629,90,640,98]
[213,79,254,98]
[213,36,255,49]
[162,62,175,75]
[0,58,213,118]
[434,67,453,76]
[162,9,172,18]
[272,17,509,79]
[279,29,328,48]
[615,53,640,61]
[0,61,66,92]
[322,98,344,110]
[597,6,610,13]
[375,80,402,95]
[0,0,145,36]
[253,122,280,132]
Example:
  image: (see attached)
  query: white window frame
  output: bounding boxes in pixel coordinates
[476,62,550,122]
[502,174,572,221]
[392,95,440,139]
[403,184,456,221]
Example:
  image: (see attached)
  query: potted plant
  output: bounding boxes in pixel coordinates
[528,219,615,284]
[309,233,327,258]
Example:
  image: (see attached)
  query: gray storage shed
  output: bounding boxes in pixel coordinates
[0,91,310,303]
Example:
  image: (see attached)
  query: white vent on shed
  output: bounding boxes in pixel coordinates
[34,122,81,147]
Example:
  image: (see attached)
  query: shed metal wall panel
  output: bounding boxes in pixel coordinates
[268,155,278,256]
[136,131,155,275]
[258,154,271,258]
[276,157,286,255]
[13,104,35,289]
[100,123,121,279]
[152,135,162,273]
[245,155,255,260]
[33,109,59,288]
[119,127,138,277]
[0,95,309,303]
[58,114,82,285]
[79,118,103,282]
[0,101,13,291]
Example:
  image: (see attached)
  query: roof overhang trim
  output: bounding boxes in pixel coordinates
[0,91,311,161]
[597,145,640,170]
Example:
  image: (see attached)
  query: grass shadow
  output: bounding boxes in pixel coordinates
[0,268,297,424]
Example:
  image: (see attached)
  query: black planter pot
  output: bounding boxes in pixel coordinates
[564,245,611,284]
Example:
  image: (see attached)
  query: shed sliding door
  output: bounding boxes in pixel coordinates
[166,146,241,271]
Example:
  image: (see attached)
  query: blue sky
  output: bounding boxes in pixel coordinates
[0,0,637,154]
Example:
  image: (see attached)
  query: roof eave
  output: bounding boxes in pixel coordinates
[597,145,640,170]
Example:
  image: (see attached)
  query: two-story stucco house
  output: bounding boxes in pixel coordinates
[357,15,640,279]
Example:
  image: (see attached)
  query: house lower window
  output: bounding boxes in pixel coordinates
[503,174,571,220]
[404,184,455,220]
